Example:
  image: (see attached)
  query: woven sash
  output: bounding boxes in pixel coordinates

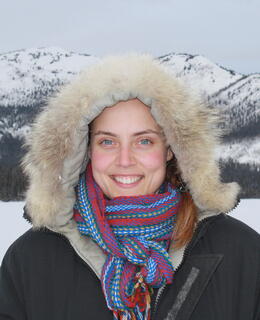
[74,163,181,320]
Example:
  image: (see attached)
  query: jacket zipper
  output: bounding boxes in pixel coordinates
[152,285,166,319]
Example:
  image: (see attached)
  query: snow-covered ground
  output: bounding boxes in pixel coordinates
[218,138,260,166]
[0,199,259,263]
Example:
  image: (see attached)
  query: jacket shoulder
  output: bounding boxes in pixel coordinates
[2,228,72,266]
[197,213,260,254]
[213,214,259,243]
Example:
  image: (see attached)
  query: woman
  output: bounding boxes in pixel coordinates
[0,54,259,320]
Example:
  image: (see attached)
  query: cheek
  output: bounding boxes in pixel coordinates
[90,149,113,171]
[140,150,167,170]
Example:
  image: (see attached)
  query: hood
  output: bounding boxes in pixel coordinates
[22,53,240,228]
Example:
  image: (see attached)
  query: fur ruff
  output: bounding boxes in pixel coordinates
[22,53,240,228]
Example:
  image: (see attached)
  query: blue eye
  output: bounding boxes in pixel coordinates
[139,139,152,145]
[101,139,113,145]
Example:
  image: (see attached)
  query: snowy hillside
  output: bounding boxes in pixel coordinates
[159,53,242,96]
[159,53,260,140]
[218,138,260,166]
[0,47,99,107]
[209,74,260,135]
[0,47,259,199]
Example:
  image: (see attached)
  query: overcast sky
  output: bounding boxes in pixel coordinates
[0,0,259,74]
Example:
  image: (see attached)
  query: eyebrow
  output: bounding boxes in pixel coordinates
[92,129,162,137]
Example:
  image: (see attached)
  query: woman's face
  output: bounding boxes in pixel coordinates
[89,98,172,198]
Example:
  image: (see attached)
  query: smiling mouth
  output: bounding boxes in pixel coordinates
[111,175,143,185]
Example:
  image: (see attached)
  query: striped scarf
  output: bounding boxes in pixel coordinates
[73,163,181,320]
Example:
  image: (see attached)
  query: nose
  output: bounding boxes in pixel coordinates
[117,145,136,167]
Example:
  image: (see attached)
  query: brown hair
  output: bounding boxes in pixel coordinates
[166,157,198,249]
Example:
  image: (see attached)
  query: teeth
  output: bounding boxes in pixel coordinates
[113,176,142,184]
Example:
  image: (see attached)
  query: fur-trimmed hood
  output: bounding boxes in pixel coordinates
[23,53,240,229]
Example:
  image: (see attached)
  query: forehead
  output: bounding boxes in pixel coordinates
[91,98,160,132]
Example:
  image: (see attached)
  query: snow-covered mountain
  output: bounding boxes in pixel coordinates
[159,53,243,96]
[0,47,259,198]
[0,47,99,166]
[159,54,260,137]
[0,47,99,108]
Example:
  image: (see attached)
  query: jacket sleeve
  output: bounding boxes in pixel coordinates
[253,261,260,320]
[0,246,27,320]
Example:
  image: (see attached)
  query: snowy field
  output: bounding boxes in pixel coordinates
[0,199,259,263]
